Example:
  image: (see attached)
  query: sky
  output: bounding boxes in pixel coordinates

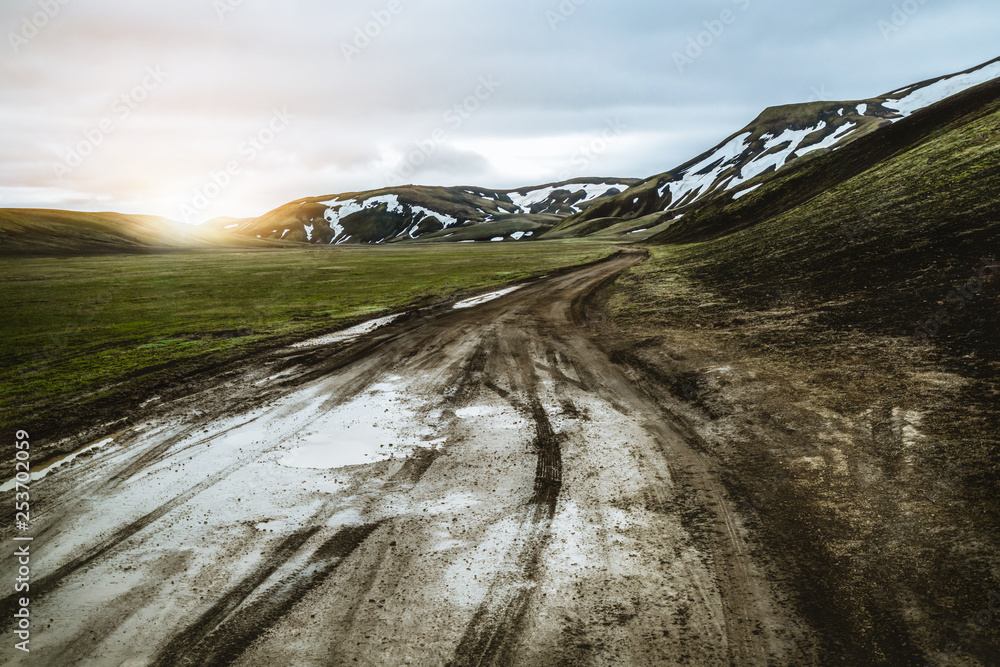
[1,0,998,224]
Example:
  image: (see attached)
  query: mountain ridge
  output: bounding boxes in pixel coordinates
[545,55,1000,240]
[207,177,638,245]
[4,56,999,254]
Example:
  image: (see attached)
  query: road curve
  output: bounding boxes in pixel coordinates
[1,251,810,666]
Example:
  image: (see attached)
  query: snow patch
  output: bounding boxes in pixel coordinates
[507,182,630,213]
[454,285,524,310]
[883,61,1000,118]
[733,184,761,200]
[657,131,752,207]
[796,122,856,157]
[731,122,827,187]
[411,205,458,229]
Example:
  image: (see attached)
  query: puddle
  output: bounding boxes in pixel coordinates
[279,437,397,469]
[1,436,117,492]
[453,286,524,310]
[292,314,401,348]
[278,375,438,470]
[451,404,523,431]
[455,406,499,419]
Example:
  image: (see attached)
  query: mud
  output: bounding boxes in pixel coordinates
[0,251,816,666]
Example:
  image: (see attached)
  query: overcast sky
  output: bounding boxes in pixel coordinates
[1,0,998,224]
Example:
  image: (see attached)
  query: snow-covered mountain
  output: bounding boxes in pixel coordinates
[210,178,636,245]
[560,56,1000,233]
[210,57,1000,246]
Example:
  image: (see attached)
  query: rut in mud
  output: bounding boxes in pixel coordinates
[0,251,816,666]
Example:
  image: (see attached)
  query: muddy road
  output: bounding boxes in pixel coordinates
[1,252,815,666]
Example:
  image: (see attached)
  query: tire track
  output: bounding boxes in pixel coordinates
[105,416,260,489]
[152,522,381,667]
[150,526,321,667]
[0,460,247,624]
[11,252,797,666]
[605,348,790,665]
[448,382,563,666]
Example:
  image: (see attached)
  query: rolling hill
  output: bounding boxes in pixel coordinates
[0,209,280,256]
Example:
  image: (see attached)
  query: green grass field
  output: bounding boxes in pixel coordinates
[0,241,614,440]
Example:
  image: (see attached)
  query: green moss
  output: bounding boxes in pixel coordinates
[0,241,614,433]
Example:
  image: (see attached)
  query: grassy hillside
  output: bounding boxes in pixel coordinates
[653,77,1000,245]
[1,242,614,461]
[596,77,1000,663]
[405,214,561,243]
[0,209,276,256]
[546,100,887,239]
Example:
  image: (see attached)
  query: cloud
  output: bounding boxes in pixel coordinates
[1,0,998,222]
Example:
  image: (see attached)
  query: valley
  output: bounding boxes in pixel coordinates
[2,54,1000,666]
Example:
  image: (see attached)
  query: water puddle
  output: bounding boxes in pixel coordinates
[1,435,118,492]
[455,406,499,419]
[279,436,395,469]
[278,375,439,470]
[292,314,401,348]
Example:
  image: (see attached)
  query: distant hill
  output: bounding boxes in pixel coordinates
[206,178,637,245]
[0,209,279,256]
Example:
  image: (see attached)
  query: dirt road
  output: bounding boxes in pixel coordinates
[1,251,814,666]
